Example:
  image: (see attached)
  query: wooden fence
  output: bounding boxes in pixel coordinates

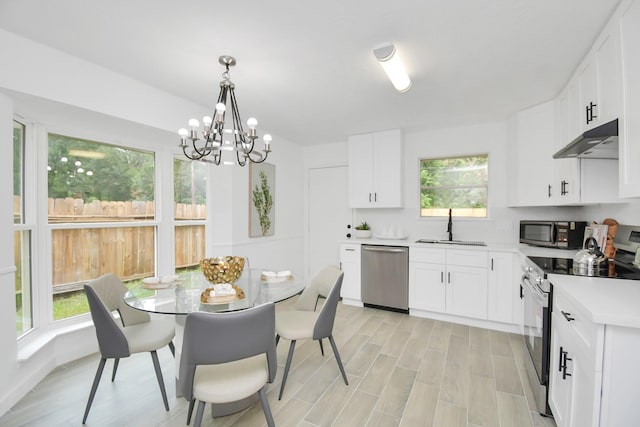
[15,196,206,293]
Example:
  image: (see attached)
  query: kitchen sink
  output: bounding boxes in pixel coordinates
[415,239,487,246]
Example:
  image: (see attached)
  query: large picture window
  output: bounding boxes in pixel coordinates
[48,134,156,320]
[420,154,488,218]
[14,120,33,336]
[174,158,206,270]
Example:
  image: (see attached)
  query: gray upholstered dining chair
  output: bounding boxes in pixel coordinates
[275,266,349,400]
[82,273,175,424]
[179,302,277,427]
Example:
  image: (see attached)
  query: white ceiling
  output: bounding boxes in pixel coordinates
[0,0,621,145]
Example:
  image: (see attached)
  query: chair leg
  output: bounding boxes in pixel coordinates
[82,357,107,424]
[328,335,349,386]
[258,386,275,427]
[111,358,119,382]
[150,350,169,411]
[318,338,324,356]
[193,400,206,427]
[279,340,296,400]
[186,398,195,425]
[169,341,175,357]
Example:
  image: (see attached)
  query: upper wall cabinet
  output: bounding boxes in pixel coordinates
[575,15,623,133]
[348,129,403,208]
[619,0,640,198]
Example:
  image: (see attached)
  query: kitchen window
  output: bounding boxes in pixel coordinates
[420,154,488,218]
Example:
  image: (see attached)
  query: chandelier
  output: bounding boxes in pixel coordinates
[178,55,272,166]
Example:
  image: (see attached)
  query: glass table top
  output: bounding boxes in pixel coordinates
[124,268,305,315]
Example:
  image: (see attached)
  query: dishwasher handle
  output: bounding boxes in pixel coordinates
[362,246,407,254]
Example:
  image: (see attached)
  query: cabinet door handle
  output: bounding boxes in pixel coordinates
[491,258,494,271]
[561,310,575,322]
[590,101,598,120]
[345,248,355,252]
[559,346,565,372]
[548,184,552,198]
[374,192,377,202]
[586,104,591,124]
[447,272,451,284]
[441,271,444,283]
[562,354,572,380]
[519,284,524,299]
[369,193,371,202]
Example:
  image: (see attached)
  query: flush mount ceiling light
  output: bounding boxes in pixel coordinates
[178,55,272,166]
[373,43,412,93]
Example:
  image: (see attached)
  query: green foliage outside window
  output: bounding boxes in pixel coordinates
[48,133,155,202]
[420,155,488,217]
[174,158,207,205]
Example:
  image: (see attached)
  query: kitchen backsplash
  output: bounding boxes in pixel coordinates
[353,201,639,245]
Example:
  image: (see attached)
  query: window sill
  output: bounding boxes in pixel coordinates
[17,319,93,363]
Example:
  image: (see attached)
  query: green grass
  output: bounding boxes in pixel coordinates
[16,267,200,330]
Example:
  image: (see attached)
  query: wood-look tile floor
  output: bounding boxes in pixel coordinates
[0,298,557,427]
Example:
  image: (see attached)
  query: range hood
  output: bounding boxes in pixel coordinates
[553,119,618,159]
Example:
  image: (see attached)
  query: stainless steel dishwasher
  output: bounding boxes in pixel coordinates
[361,245,409,313]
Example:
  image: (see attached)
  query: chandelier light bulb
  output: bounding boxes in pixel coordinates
[178,128,189,137]
[263,134,272,143]
[202,116,212,126]
[247,117,258,129]
[215,103,226,113]
[188,118,200,128]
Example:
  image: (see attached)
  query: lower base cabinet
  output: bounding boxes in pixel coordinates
[409,248,488,320]
[339,244,361,304]
[549,289,640,426]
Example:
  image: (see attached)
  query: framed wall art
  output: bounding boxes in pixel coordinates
[249,162,275,237]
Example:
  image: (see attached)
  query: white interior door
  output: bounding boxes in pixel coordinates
[308,166,351,279]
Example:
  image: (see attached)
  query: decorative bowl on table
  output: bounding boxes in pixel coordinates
[200,256,245,284]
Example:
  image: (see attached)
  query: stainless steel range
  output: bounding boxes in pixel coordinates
[520,255,553,416]
[520,224,640,417]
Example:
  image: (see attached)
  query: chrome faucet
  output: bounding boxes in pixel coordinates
[447,208,453,241]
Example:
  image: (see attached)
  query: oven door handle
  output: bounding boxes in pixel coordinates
[521,275,546,300]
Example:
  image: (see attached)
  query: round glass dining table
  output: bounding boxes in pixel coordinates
[124,268,305,315]
[123,267,305,417]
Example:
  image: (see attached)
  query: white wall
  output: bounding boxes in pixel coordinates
[0,93,18,412]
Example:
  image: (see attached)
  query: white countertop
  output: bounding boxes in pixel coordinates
[550,273,640,328]
[343,238,519,252]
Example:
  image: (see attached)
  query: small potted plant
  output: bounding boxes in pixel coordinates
[354,221,372,239]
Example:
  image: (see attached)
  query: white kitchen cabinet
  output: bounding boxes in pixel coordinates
[347,129,402,208]
[553,88,581,205]
[507,101,556,206]
[578,58,599,131]
[409,262,446,313]
[619,0,640,198]
[548,310,575,427]
[487,251,515,324]
[548,291,604,427]
[574,18,622,133]
[339,243,362,306]
[409,247,488,320]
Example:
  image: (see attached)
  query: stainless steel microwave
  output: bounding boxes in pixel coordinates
[519,220,587,249]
